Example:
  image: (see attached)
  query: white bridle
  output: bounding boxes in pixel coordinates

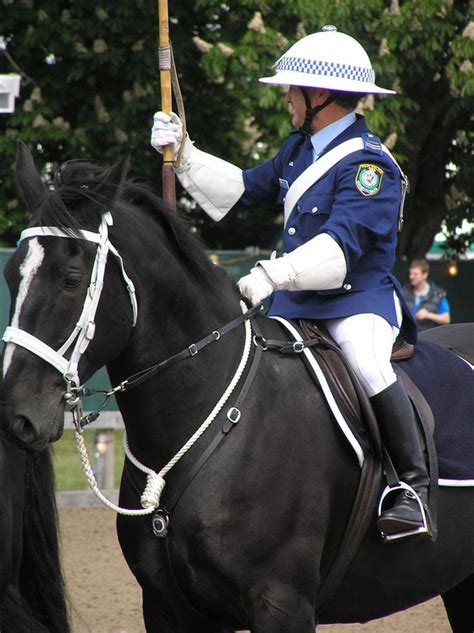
[2,211,138,390]
[1,211,258,519]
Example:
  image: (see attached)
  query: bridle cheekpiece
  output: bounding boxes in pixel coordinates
[2,211,137,427]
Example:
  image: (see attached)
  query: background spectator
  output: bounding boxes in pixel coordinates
[402,259,450,330]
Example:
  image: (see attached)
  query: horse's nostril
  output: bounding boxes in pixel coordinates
[10,415,39,446]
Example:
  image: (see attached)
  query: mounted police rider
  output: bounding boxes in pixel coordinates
[150,26,431,541]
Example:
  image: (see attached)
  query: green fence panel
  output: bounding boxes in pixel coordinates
[0,250,10,342]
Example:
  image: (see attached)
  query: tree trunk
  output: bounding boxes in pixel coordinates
[397,79,454,259]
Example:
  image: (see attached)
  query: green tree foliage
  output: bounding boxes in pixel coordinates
[1,0,472,257]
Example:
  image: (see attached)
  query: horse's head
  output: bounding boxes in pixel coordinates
[0,143,137,449]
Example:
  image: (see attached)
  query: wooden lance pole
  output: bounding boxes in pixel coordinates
[157,0,176,211]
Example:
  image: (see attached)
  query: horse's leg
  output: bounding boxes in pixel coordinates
[142,587,209,633]
[142,591,177,633]
[248,594,316,633]
[441,573,474,633]
[142,592,228,633]
[142,589,233,633]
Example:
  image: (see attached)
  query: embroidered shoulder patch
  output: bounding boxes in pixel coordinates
[355,163,384,196]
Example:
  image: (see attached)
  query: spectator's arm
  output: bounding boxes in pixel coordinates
[416,303,450,325]
[429,311,450,325]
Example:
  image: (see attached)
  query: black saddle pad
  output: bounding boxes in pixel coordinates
[420,323,474,365]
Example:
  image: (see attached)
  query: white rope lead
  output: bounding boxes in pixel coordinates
[74,430,156,515]
[75,301,253,516]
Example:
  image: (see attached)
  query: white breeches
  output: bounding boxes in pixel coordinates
[325,294,403,398]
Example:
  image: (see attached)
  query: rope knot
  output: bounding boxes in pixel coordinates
[141,473,166,509]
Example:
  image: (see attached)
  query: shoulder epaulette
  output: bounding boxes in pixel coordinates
[361,131,383,155]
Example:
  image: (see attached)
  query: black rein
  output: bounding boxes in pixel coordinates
[74,300,266,427]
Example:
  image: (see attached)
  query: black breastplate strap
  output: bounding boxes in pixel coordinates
[155,316,264,528]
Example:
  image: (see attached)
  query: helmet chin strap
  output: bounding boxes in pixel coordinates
[299,89,335,137]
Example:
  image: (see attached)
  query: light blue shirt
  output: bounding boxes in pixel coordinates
[310,111,357,161]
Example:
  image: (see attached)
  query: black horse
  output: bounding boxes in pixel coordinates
[0,438,69,633]
[1,142,474,632]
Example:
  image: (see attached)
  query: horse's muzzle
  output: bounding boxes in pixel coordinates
[0,399,63,451]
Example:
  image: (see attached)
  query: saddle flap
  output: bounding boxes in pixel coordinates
[298,319,381,457]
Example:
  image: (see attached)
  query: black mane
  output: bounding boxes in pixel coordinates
[33,159,221,289]
[33,160,112,236]
[121,180,221,289]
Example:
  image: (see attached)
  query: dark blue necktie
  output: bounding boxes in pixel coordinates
[292,136,314,180]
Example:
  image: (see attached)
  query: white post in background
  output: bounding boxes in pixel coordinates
[92,430,115,490]
[0,74,21,113]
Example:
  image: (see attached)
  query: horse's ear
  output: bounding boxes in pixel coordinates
[99,152,131,203]
[15,141,47,215]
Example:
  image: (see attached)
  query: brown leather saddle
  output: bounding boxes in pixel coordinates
[298,319,429,449]
[297,320,474,454]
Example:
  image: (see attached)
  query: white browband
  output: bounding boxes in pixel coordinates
[20,226,102,244]
[2,212,137,388]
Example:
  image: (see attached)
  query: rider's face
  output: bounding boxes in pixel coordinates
[286,85,307,127]
[286,86,328,131]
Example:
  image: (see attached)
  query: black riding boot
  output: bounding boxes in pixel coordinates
[370,380,430,537]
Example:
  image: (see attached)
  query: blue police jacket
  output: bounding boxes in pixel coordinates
[236,114,417,343]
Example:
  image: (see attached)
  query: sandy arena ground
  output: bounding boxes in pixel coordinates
[60,507,452,633]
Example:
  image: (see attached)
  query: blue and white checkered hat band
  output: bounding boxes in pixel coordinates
[276,56,375,84]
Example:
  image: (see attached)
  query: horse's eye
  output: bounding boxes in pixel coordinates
[63,274,82,290]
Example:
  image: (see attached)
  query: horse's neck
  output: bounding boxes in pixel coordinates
[133,262,241,370]
[108,261,245,467]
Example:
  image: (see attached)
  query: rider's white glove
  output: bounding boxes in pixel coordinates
[238,233,347,306]
[150,111,183,158]
[149,110,244,222]
[237,266,275,306]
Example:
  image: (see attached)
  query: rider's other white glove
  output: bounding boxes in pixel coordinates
[237,266,275,306]
[237,233,347,306]
[150,111,183,158]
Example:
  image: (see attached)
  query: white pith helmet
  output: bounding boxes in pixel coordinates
[259,25,395,95]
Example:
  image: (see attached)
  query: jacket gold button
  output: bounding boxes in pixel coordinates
[343,283,352,290]
[288,227,296,235]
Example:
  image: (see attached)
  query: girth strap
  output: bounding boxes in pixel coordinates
[316,453,382,617]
